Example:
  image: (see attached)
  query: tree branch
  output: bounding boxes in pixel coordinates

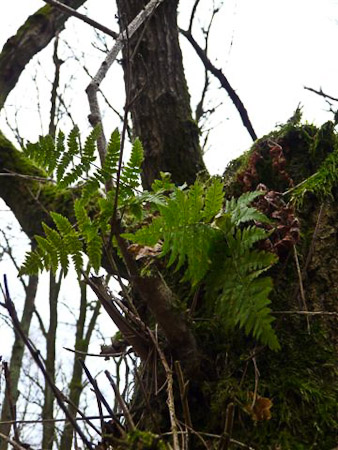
[43,0,118,39]
[304,86,338,103]
[180,28,257,141]
[0,0,88,111]
[1,275,94,450]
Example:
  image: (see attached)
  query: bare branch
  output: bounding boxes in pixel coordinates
[43,0,118,39]
[304,86,338,103]
[180,28,257,141]
[1,275,94,450]
[105,370,135,431]
[0,0,88,110]
[189,0,202,32]
[86,0,167,165]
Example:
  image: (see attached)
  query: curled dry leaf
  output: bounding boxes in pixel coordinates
[244,392,273,421]
[127,243,162,260]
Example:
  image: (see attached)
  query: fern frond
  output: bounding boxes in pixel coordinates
[87,234,103,273]
[120,138,144,196]
[122,216,163,247]
[81,126,100,173]
[35,235,58,273]
[203,178,224,221]
[206,228,278,350]
[56,126,80,182]
[101,128,120,180]
[42,223,69,274]
[291,145,338,206]
[82,177,100,201]
[19,249,44,276]
[50,212,74,236]
[74,199,90,232]
[225,191,270,225]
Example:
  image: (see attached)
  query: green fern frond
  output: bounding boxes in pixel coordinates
[81,126,101,172]
[50,212,74,236]
[82,177,100,201]
[120,138,144,196]
[225,191,270,225]
[56,126,80,182]
[42,223,69,274]
[35,235,58,273]
[291,145,338,206]
[101,128,120,180]
[87,234,103,273]
[122,216,163,247]
[203,178,224,221]
[74,199,90,232]
[19,249,44,276]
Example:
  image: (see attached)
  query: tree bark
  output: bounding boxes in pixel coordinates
[0,0,87,109]
[116,0,206,189]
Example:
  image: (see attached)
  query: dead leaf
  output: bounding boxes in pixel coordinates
[244,392,273,421]
[127,243,162,260]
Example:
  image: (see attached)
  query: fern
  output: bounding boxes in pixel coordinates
[203,178,225,221]
[124,178,224,286]
[101,128,120,181]
[206,204,279,350]
[291,145,338,206]
[21,127,280,350]
[120,138,144,198]
[56,126,80,182]
[124,181,279,350]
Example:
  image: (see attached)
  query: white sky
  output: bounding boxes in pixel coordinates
[1,0,338,427]
[1,1,338,172]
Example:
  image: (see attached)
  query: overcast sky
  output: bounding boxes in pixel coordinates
[1,0,338,173]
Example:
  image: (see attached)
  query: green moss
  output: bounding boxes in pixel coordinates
[127,430,167,449]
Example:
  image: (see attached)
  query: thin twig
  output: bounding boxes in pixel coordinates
[1,276,94,450]
[43,0,118,38]
[0,432,27,450]
[63,346,125,358]
[218,403,235,450]
[0,414,122,426]
[79,359,125,437]
[304,86,338,103]
[179,28,257,141]
[49,32,62,137]
[273,310,338,316]
[188,0,201,32]
[174,361,192,429]
[148,330,179,450]
[105,370,135,431]
[293,245,311,332]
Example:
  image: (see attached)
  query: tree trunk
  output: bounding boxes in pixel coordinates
[116,0,206,189]
[41,273,61,450]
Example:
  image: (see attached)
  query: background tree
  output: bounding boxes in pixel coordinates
[0,1,337,449]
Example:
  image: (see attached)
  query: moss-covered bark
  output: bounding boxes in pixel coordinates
[0,131,76,239]
[190,120,338,449]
